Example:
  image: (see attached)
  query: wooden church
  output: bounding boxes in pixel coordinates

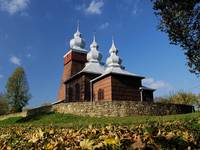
[57,25,155,102]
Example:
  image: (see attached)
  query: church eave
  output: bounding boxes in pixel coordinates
[139,86,156,91]
[64,71,101,84]
[63,48,87,58]
[90,72,144,83]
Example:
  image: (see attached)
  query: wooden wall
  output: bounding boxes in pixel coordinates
[93,76,112,101]
[92,74,143,101]
[142,90,154,102]
[65,73,99,102]
[111,75,142,101]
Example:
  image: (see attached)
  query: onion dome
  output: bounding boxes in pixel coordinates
[106,39,122,67]
[82,35,104,74]
[69,23,85,50]
[87,35,102,63]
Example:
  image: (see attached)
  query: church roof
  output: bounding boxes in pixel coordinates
[90,69,144,83]
[104,67,140,76]
[64,26,144,83]
[91,39,144,83]
[139,86,155,91]
[81,62,105,74]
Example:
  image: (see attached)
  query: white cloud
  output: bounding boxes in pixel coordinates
[0,74,3,79]
[10,56,21,65]
[85,0,104,15]
[0,0,30,15]
[143,78,172,90]
[99,22,109,30]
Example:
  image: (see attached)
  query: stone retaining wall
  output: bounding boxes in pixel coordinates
[0,101,194,120]
[52,101,194,117]
[0,112,27,121]
[26,105,53,116]
[0,105,53,121]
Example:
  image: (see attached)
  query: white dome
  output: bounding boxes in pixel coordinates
[106,53,122,67]
[106,40,122,67]
[69,26,85,49]
[87,35,102,63]
[82,35,104,74]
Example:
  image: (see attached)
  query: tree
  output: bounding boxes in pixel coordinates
[196,94,200,109]
[162,91,199,106]
[169,91,198,105]
[6,67,31,113]
[152,0,200,75]
[0,93,9,115]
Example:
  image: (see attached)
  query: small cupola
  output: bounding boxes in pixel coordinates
[87,35,102,63]
[81,34,104,74]
[69,23,86,50]
[106,39,122,68]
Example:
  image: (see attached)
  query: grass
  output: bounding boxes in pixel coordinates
[0,111,200,128]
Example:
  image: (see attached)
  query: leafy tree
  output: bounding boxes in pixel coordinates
[152,0,200,75]
[0,93,9,115]
[162,91,199,106]
[6,67,31,113]
[168,91,197,105]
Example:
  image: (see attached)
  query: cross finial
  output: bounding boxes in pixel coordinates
[77,20,80,32]
[112,35,115,44]
[109,35,118,54]
[93,31,96,42]
[112,35,116,47]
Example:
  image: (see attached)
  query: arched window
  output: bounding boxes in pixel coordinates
[98,89,104,100]
[75,83,80,101]
[68,87,73,101]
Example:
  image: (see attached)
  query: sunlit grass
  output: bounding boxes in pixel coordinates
[0,111,199,128]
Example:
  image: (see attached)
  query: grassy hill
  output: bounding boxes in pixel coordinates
[0,111,200,128]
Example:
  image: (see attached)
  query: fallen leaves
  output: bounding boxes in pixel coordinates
[0,118,200,149]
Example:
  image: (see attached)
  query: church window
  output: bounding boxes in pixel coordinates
[98,89,104,100]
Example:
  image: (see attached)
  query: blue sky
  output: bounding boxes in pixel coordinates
[0,0,199,107]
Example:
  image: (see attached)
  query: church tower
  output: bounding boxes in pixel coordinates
[57,24,87,101]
